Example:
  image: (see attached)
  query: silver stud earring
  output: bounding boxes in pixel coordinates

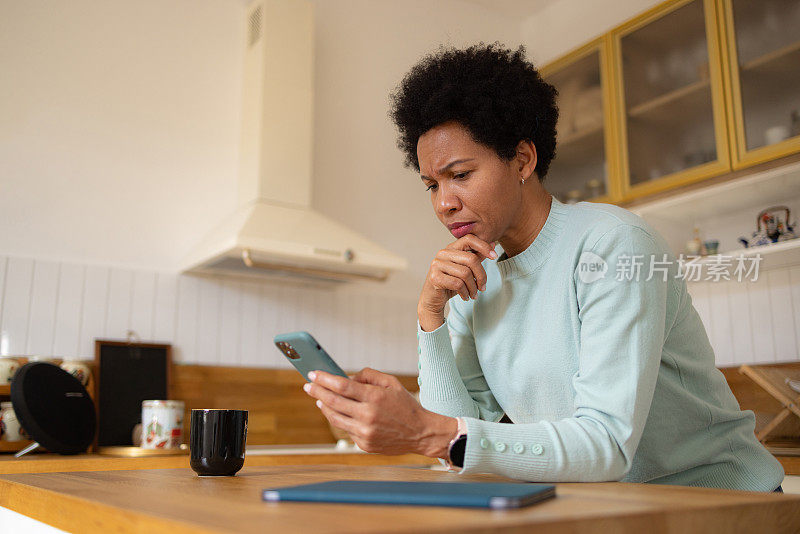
[521,178,526,185]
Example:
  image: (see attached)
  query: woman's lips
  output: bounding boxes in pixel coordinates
[450,222,476,238]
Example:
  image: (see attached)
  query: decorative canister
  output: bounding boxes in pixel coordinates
[0,358,20,384]
[0,402,25,441]
[59,360,91,387]
[141,400,185,449]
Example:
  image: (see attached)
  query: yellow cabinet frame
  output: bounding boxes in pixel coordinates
[718,0,800,170]
[610,0,732,202]
[540,36,623,203]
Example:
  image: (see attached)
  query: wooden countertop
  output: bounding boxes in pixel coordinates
[0,446,436,474]
[0,465,798,533]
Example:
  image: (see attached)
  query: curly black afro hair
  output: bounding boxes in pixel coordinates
[389,43,558,181]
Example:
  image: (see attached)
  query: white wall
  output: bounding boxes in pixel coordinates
[0,0,520,370]
[0,0,243,270]
[520,0,661,64]
[309,0,522,297]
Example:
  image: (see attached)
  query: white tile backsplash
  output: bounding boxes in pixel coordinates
[2,257,35,355]
[26,260,59,355]
[727,277,755,366]
[173,274,199,364]
[767,269,798,361]
[1,254,798,372]
[688,264,800,366]
[52,263,85,358]
[152,272,177,343]
[130,271,156,341]
[105,268,134,340]
[0,254,419,374]
[78,265,109,358]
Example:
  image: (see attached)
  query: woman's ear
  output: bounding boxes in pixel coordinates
[515,139,538,182]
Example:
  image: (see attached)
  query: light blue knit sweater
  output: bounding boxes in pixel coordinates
[417,197,783,490]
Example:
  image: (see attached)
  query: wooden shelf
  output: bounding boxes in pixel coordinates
[0,385,9,396]
[630,159,800,268]
[627,78,710,118]
[693,238,800,272]
[740,40,800,73]
[0,440,34,453]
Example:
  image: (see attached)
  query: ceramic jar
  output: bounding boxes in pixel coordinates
[59,360,91,387]
[0,402,25,441]
[0,358,20,384]
[141,400,185,449]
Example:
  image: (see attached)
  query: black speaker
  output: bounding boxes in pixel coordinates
[10,362,96,455]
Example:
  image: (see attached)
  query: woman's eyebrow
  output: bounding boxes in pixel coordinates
[420,158,475,180]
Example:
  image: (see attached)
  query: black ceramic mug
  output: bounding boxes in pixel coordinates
[190,409,248,476]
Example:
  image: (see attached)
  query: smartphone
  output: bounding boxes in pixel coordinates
[274,331,347,382]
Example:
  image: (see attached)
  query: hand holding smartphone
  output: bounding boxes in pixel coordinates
[274,331,347,381]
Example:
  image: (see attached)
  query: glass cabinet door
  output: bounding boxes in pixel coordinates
[542,39,616,204]
[723,0,800,166]
[614,0,730,197]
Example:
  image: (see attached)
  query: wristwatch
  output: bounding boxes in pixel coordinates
[448,434,467,468]
[445,417,468,470]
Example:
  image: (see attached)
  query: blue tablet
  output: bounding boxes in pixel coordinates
[262,480,556,509]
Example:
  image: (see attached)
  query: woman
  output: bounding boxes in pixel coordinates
[303,43,784,491]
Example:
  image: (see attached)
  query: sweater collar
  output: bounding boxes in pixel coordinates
[496,196,568,280]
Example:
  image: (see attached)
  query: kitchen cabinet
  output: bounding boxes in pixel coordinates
[541,0,800,205]
[611,0,731,199]
[720,0,800,169]
[541,37,620,204]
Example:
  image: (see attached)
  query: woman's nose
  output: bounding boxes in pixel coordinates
[436,184,461,215]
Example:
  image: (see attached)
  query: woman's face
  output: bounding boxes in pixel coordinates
[417,121,524,242]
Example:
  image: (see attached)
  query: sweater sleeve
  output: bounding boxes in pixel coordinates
[458,225,669,482]
[417,299,504,423]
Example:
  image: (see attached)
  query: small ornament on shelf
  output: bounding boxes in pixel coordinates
[685,227,706,256]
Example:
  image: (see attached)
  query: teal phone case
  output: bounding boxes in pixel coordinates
[273,331,347,381]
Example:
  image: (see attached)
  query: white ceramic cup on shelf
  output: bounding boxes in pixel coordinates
[59,360,91,387]
[0,402,25,441]
[765,125,790,146]
[0,358,20,384]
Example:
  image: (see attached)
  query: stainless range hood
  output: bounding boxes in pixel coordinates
[181,0,407,283]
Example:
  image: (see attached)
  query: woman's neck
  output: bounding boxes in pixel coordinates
[499,185,552,258]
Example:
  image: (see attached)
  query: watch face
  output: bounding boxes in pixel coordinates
[449,434,467,468]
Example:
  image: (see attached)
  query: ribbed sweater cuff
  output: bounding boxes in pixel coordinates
[416,320,468,402]
[459,418,554,481]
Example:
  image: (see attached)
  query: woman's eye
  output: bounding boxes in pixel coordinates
[425,184,437,191]
[454,171,471,180]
